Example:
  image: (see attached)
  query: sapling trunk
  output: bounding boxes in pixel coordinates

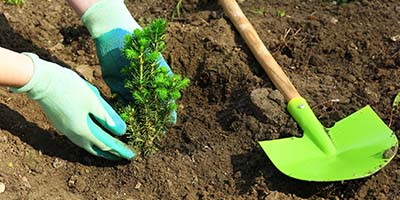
[117,19,189,156]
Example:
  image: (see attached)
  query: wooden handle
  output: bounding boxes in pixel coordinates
[219,0,300,101]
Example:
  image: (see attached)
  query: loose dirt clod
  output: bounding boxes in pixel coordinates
[250,88,288,124]
[0,182,5,193]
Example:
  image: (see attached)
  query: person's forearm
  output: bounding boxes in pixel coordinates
[0,47,34,88]
[66,0,99,16]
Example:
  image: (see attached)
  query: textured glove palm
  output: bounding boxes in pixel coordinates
[12,53,135,160]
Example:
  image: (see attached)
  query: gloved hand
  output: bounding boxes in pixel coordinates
[82,0,177,123]
[12,53,135,160]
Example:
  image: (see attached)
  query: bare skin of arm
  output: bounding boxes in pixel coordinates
[0,0,97,88]
[66,0,99,16]
[0,47,34,88]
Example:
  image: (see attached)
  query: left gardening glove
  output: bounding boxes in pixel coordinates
[81,0,177,123]
[11,53,135,160]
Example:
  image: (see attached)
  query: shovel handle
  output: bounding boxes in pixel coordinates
[219,0,300,101]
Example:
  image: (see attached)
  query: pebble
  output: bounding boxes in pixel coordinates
[67,175,87,192]
[134,182,142,189]
[0,182,5,193]
[391,35,400,42]
[330,17,339,24]
[52,158,65,169]
[77,50,85,56]
[68,175,78,187]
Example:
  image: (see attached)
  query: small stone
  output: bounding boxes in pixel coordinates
[390,35,400,42]
[210,11,218,19]
[68,175,78,187]
[52,158,65,169]
[134,182,142,189]
[0,182,5,193]
[77,50,85,56]
[167,179,174,188]
[330,17,339,24]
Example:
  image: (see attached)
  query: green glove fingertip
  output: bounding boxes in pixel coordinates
[87,115,135,160]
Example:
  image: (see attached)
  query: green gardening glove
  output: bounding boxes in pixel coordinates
[82,0,177,123]
[12,53,135,160]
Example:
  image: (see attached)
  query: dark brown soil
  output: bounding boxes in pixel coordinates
[1,0,399,199]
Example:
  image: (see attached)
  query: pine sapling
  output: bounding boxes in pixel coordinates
[117,19,189,156]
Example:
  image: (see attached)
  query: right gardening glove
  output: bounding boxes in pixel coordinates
[81,0,177,123]
[11,53,135,160]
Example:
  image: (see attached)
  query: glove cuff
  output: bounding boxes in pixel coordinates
[81,0,140,38]
[11,53,60,100]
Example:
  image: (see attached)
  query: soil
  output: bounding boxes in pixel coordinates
[0,0,399,199]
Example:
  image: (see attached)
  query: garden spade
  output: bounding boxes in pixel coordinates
[219,0,398,181]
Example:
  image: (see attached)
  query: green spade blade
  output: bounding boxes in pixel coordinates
[259,97,399,182]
